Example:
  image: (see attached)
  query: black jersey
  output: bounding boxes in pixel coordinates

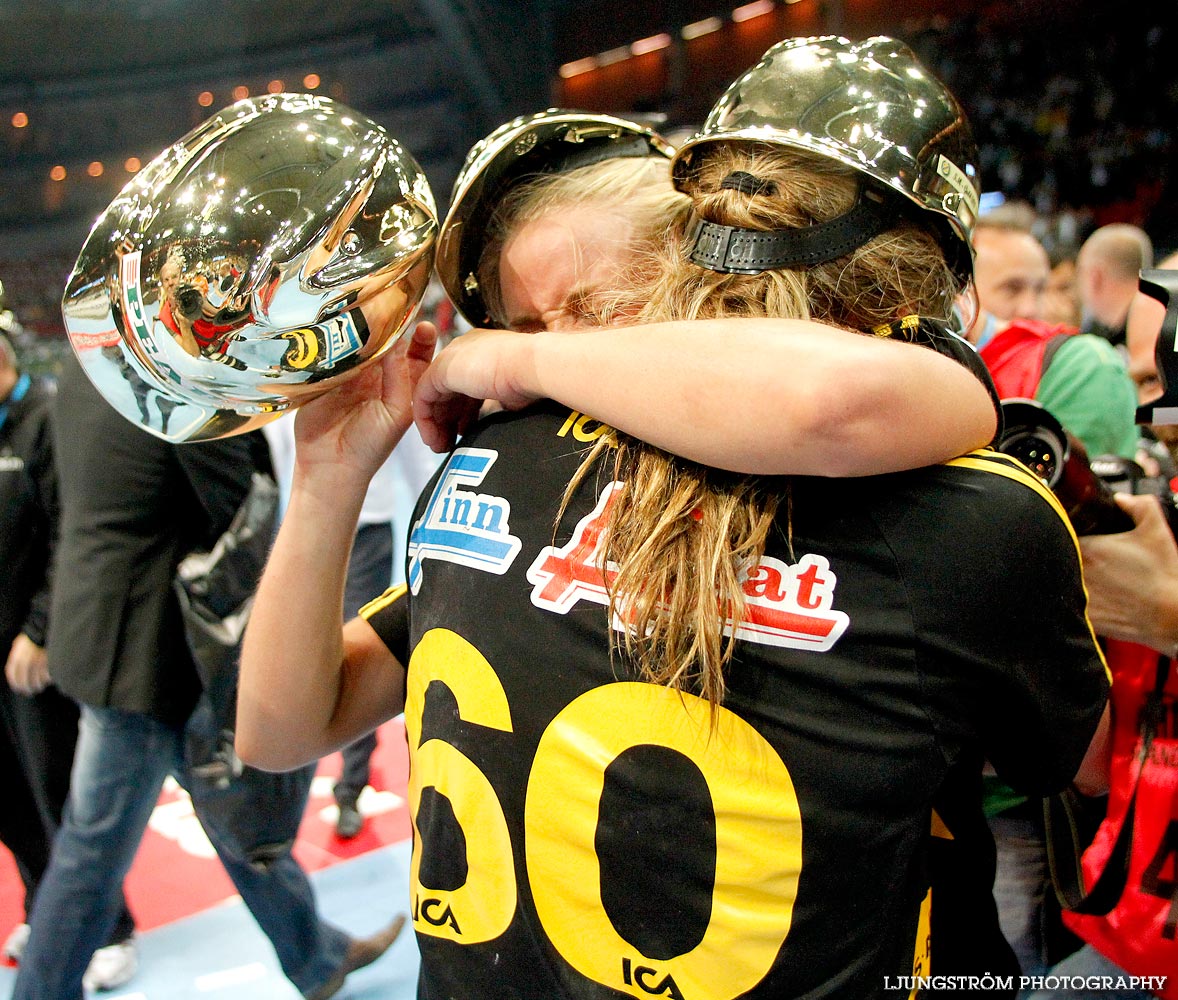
[364,395,1102,999]
[871,314,1004,442]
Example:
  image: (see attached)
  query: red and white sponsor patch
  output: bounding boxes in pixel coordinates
[527,481,621,614]
[68,329,121,350]
[528,484,848,652]
[725,554,848,651]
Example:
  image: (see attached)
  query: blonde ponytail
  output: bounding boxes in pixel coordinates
[571,143,957,704]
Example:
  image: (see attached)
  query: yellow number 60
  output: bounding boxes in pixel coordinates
[408,630,802,999]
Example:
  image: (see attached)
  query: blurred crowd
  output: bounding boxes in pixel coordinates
[907,8,1176,256]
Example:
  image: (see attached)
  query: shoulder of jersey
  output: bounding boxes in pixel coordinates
[943,447,1070,523]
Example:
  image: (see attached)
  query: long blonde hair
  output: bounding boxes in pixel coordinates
[569,142,961,706]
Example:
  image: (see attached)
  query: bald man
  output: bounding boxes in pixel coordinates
[966,216,1139,460]
[1076,223,1154,346]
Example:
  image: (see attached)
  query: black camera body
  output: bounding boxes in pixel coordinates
[996,399,1178,537]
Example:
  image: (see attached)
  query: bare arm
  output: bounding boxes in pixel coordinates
[413,319,997,475]
[1073,702,1111,796]
[236,323,436,771]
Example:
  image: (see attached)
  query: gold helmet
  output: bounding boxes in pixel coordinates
[61,93,436,442]
[672,35,980,283]
[435,109,673,328]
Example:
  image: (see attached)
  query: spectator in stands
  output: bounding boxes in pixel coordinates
[1076,223,1154,347]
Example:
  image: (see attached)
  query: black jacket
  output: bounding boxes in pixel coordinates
[48,353,264,726]
[0,372,57,651]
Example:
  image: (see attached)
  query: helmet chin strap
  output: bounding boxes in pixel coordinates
[686,185,902,274]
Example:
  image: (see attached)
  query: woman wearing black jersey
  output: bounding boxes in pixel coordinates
[239,36,1109,998]
[415,108,1000,474]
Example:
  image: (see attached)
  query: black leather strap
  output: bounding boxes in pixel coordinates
[686,187,901,274]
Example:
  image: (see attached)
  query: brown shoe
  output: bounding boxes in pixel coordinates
[303,914,407,1000]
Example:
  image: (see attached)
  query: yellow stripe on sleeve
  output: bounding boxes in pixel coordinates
[359,583,408,620]
[946,450,1111,684]
[947,449,1073,535]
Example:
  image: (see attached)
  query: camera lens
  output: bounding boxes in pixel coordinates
[176,286,204,320]
[996,429,1064,487]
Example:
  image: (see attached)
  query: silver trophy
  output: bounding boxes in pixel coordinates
[61,93,437,442]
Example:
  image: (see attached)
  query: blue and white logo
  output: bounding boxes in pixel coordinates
[406,448,522,593]
[325,313,363,364]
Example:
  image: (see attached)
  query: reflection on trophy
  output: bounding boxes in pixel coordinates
[61,92,437,442]
[157,247,251,369]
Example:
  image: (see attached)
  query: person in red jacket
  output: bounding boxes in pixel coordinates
[967,213,1138,461]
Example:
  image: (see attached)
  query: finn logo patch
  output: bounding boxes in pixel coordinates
[406,448,522,593]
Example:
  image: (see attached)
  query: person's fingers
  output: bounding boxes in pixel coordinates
[1113,492,1168,530]
[407,321,440,365]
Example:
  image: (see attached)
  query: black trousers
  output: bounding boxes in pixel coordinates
[335,522,393,804]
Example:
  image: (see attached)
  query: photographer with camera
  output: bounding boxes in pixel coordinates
[1020,257,1178,997]
[1079,262,1178,653]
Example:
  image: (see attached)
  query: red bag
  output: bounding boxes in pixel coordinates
[1063,638,1178,993]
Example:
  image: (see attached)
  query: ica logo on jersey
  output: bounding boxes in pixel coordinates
[621,957,685,999]
[412,893,461,933]
[529,483,849,651]
[407,448,522,593]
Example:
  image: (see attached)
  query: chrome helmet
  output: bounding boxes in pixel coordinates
[672,35,980,283]
[61,92,437,442]
[435,109,673,327]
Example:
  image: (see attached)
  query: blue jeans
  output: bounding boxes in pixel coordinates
[13,705,351,1000]
[991,806,1053,975]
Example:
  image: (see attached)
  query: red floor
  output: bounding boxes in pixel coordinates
[0,718,410,950]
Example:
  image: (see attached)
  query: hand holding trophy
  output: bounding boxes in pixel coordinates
[61,92,437,442]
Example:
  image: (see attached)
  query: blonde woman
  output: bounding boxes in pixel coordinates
[239,38,1108,998]
[418,110,1000,474]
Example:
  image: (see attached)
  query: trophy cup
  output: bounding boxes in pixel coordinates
[61,92,437,442]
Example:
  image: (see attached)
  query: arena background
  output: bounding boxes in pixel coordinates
[1,1,1174,996]
[1,0,1174,360]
